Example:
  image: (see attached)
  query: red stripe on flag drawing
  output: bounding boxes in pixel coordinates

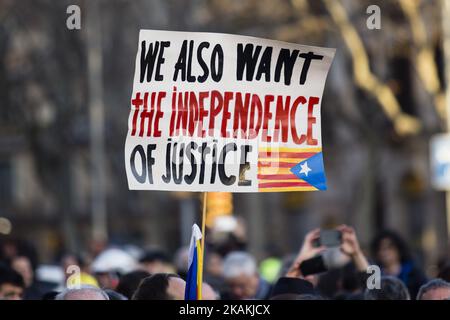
[258,181,310,188]
[257,174,299,180]
[258,162,298,168]
[258,152,316,159]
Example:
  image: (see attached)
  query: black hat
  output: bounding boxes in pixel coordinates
[270,277,315,297]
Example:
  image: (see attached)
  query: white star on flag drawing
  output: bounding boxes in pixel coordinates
[299,162,312,177]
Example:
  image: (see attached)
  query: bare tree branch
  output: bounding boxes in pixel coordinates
[398,0,446,122]
[323,0,422,136]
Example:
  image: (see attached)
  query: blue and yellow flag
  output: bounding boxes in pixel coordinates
[185,224,203,300]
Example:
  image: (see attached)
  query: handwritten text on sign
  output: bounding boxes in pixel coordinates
[125,30,335,192]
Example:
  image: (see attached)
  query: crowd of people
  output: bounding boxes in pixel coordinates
[1,223,450,300]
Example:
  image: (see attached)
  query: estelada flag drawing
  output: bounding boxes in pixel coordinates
[125,30,335,192]
[185,224,203,300]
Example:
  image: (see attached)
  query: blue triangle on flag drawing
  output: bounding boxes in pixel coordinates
[290,152,327,191]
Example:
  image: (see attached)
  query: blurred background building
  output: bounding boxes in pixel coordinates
[0,0,449,276]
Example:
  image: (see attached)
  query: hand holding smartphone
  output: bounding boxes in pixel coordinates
[313,229,342,248]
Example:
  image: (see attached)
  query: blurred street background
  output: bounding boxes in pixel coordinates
[1,0,450,295]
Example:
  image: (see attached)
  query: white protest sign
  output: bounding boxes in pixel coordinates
[125,30,335,192]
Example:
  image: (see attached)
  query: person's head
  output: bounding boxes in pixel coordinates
[173,247,189,278]
[104,289,127,300]
[93,271,119,290]
[205,251,223,277]
[11,255,34,288]
[116,270,150,299]
[270,276,316,299]
[91,248,136,289]
[61,253,88,280]
[0,265,25,300]
[55,285,109,300]
[364,276,410,300]
[371,231,411,267]
[0,239,39,271]
[416,279,450,300]
[132,273,185,300]
[139,250,173,274]
[222,251,259,300]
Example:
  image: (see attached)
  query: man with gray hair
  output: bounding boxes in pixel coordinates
[364,276,410,300]
[416,279,450,300]
[222,251,271,300]
[55,285,109,300]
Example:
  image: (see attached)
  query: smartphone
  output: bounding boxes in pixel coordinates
[313,230,342,247]
[299,255,328,276]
